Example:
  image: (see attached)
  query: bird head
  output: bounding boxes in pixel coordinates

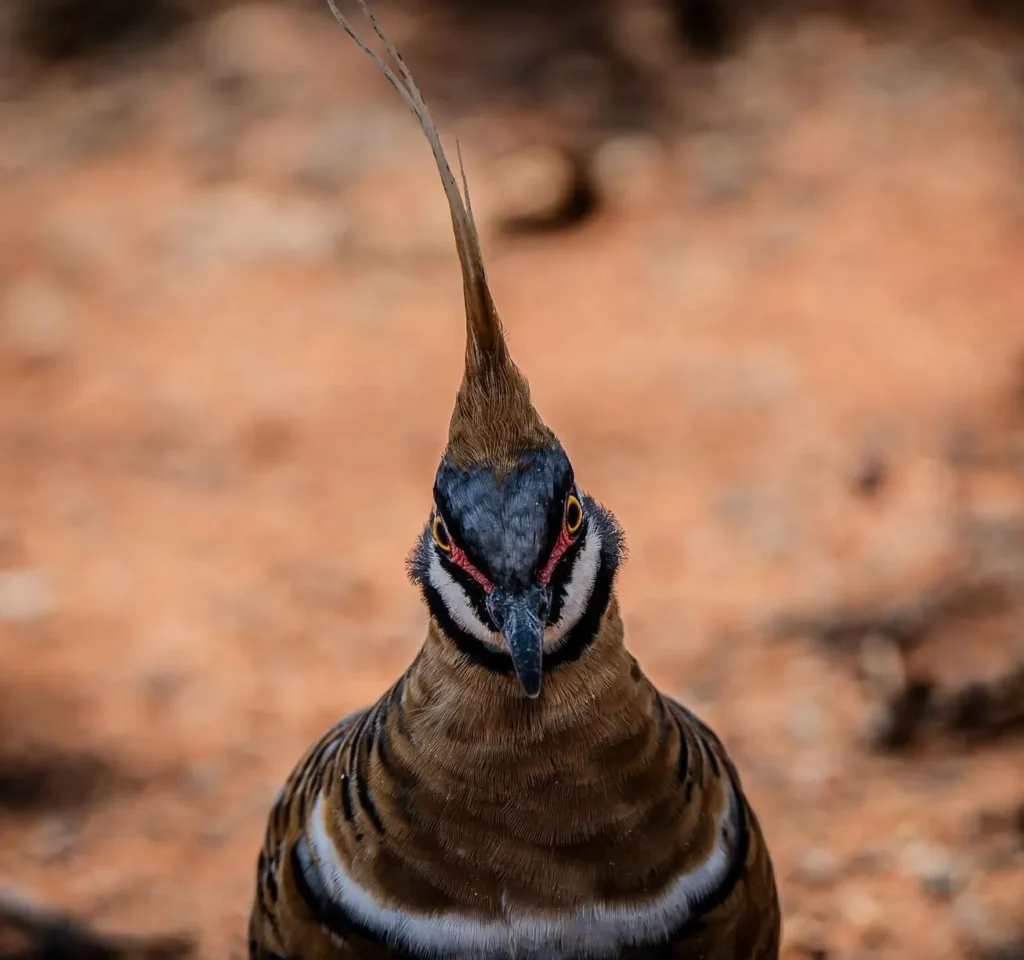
[331,1,623,698]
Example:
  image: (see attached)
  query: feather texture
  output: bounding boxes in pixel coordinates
[250,597,780,958]
[249,3,780,957]
[327,0,551,473]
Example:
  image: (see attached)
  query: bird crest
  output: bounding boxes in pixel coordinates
[327,0,554,472]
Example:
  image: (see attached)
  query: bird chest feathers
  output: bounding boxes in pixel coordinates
[248,3,781,959]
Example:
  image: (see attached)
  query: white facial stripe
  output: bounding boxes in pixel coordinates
[306,782,742,958]
[545,525,602,646]
[427,550,494,645]
[428,526,603,652]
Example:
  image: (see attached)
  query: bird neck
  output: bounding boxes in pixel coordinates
[403,593,656,764]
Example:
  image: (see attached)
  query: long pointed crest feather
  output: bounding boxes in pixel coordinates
[327,0,553,470]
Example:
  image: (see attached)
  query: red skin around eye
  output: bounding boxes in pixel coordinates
[447,542,494,593]
[538,523,576,587]
[441,512,578,592]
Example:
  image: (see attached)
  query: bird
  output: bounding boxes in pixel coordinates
[247,3,781,958]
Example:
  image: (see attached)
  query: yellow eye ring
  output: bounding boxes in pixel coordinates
[565,494,584,535]
[432,514,452,552]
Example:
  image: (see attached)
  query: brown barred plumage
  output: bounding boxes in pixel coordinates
[248,3,780,958]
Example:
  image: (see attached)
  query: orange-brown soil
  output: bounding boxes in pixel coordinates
[1,5,1022,959]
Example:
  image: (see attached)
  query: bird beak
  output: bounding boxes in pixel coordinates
[485,586,550,699]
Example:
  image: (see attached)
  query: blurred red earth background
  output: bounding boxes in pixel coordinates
[0,1,1022,958]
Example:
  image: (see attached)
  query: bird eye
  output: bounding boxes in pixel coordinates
[432,514,452,553]
[565,493,584,535]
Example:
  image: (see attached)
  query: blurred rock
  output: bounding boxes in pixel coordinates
[196,818,232,848]
[946,420,982,470]
[953,893,1013,957]
[491,144,589,229]
[42,212,116,285]
[715,484,756,526]
[789,749,837,800]
[8,0,185,65]
[858,632,906,699]
[202,7,257,93]
[962,505,1024,587]
[840,891,888,947]
[30,816,77,864]
[350,184,474,258]
[182,761,222,799]
[847,845,891,876]
[611,0,679,72]
[686,352,796,410]
[169,188,348,265]
[899,841,963,899]
[861,701,899,749]
[64,79,147,160]
[860,681,933,751]
[691,130,758,205]
[175,94,241,183]
[0,527,21,565]
[781,912,830,958]
[964,800,1024,873]
[971,806,1016,837]
[294,110,408,194]
[592,133,666,209]
[240,414,295,467]
[143,664,189,708]
[4,78,148,170]
[0,882,193,959]
[852,447,889,498]
[1,279,72,364]
[792,846,840,887]
[786,701,825,745]
[0,568,56,623]
[201,2,307,110]
[0,4,18,96]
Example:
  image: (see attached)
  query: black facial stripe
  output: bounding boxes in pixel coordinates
[419,505,584,632]
[412,525,496,647]
[432,510,586,633]
[414,482,626,687]
[420,579,514,677]
[437,552,492,626]
[416,501,623,687]
[545,522,588,624]
[545,502,622,671]
[545,558,613,669]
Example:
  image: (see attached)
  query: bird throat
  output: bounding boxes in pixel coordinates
[411,597,640,759]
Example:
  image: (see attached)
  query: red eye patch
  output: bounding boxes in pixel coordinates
[447,542,494,593]
[538,522,577,587]
[435,497,581,593]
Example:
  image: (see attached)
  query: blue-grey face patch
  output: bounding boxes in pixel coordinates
[433,447,574,592]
